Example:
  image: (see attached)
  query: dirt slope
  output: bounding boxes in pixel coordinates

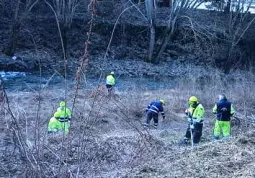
[126,131,255,178]
[0,75,254,177]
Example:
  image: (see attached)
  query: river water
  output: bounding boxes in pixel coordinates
[0,71,176,92]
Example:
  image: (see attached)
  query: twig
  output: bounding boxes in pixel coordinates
[43,71,57,89]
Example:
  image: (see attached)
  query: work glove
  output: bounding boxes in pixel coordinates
[190,124,194,129]
[184,110,190,117]
[185,110,189,116]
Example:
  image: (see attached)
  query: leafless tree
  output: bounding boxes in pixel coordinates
[145,0,156,62]
[3,0,39,56]
[145,0,204,63]
[44,0,81,58]
[225,0,255,71]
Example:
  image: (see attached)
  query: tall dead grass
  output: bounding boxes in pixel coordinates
[128,130,255,178]
[1,68,255,177]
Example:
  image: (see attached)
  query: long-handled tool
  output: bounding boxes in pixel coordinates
[184,114,194,147]
[190,121,194,148]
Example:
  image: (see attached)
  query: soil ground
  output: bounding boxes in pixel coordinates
[0,74,254,177]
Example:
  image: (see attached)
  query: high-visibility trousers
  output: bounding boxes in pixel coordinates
[48,117,70,134]
[214,120,230,137]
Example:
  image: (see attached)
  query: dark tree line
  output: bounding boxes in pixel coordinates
[0,0,255,70]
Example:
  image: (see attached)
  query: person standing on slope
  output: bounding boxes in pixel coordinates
[143,100,166,128]
[105,71,116,95]
[182,96,205,145]
[213,94,235,139]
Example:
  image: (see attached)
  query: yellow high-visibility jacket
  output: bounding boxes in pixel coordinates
[106,75,115,85]
[187,103,205,123]
[54,107,71,122]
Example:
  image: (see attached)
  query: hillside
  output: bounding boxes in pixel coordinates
[1,0,255,177]
[0,1,255,73]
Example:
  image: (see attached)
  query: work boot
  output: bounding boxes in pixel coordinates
[193,143,199,147]
[222,136,230,140]
[153,124,158,129]
[142,123,149,127]
[180,137,189,145]
[213,135,220,140]
[48,129,57,134]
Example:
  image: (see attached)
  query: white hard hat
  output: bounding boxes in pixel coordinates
[218,94,227,101]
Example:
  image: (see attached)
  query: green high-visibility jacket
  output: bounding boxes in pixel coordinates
[106,75,115,85]
[187,103,205,123]
[54,107,71,119]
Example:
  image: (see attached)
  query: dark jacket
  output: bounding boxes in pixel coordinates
[146,101,165,117]
[213,99,235,121]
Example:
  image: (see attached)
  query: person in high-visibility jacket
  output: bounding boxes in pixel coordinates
[105,71,116,94]
[48,101,71,134]
[213,94,235,139]
[182,96,205,144]
[143,99,166,128]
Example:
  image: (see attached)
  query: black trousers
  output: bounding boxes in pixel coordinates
[185,122,203,144]
[146,111,159,125]
[106,84,113,93]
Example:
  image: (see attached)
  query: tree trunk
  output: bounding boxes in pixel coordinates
[4,0,21,56]
[154,19,175,63]
[146,22,156,63]
[62,26,67,58]
[168,0,172,8]
[224,0,231,13]
[59,23,68,59]
[5,22,20,56]
[154,31,171,64]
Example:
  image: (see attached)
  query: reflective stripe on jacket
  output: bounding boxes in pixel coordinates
[188,103,204,123]
[146,101,165,117]
[54,107,71,122]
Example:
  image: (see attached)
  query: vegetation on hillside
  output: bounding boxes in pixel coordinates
[1,0,255,177]
[0,0,255,72]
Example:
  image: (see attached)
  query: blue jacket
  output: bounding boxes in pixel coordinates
[146,101,165,117]
[213,99,235,121]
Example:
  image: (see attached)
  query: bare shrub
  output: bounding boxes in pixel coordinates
[2,67,255,177]
[128,130,255,177]
[88,83,108,98]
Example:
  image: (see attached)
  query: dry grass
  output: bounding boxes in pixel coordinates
[129,130,255,178]
[1,69,255,177]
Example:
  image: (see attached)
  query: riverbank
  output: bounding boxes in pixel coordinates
[1,75,254,177]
